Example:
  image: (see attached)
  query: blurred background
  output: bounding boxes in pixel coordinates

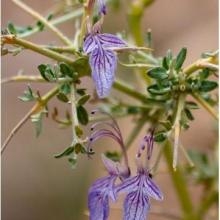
[2,0,218,220]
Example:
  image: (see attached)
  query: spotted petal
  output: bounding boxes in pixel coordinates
[124,191,150,220]
[90,46,116,98]
[98,33,127,48]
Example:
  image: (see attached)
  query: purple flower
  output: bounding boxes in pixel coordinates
[116,168,163,220]
[116,132,163,220]
[97,0,107,15]
[88,155,125,220]
[83,26,127,98]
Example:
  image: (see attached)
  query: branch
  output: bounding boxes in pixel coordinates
[12,0,73,46]
[2,35,76,64]
[1,86,59,154]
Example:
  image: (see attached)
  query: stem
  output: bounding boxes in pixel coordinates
[2,35,75,64]
[172,94,186,170]
[163,141,196,220]
[1,86,59,154]
[12,0,73,46]
[113,79,149,102]
[70,84,80,145]
[183,56,218,76]
[18,9,83,38]
[191,93,218,120]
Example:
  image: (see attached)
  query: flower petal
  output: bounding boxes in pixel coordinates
[90,47,117,98]
[123,191,150,220]
[143,176,163,201]
[83,34,97,54]
[98,33,127,48]
[116,175,140,193]
[98,0,107,15]
[88,191,109,220]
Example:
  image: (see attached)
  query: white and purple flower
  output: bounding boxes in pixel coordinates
[87,112,163,220]
[83,22,127,98]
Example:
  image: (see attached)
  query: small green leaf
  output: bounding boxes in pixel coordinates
[74,143,86,154]
[175,47,187,70]
[77,106,89,125]
[199,80,218,92]
[36,21,44,31]
[77,94,90,106]
[60,83,71,95]
[154,132,167,142]
[18,85,36,102]
[76,88,86,96]
[75,125,83,137]
[7,22,17,34]
[59,62,78,79]
[200,68,210,80]
[147,67,168,80]
[68,157,77,169]
[184,108,194,121]
[186,101,199,109]
[56,92,69,103]
[105,151,120,162]
[54,146,74,158]
[38,64,55,81]
[147,84,171,95]
[127,106,140,114]
[162,57,169,70]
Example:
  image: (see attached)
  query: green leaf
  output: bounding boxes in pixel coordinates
[59,62,78,79]
[74,143,86,154]
[18,85,36,102]
[200,68,210,80]
[77,106,89,125]
[38,64,55,81]
[154,131,167,142]
[175,47,187,70]
[147,67,168,80]
[31,112,43,137]
[199,80,218,92]
[162,57,169,70]
[7,22,17,34]
[105,151,120,162]
[68,157,77,169]
[147,84,171,95]
[54,146,74,158]
[75,125,83,137]
[56,92,69,103]
[77,94,90,106]
[76,88,86,96]
[60,83,71,95]
[186,101,199,109]
[36,21,44,31]
[184,108,194,121]
[127,106,140,114]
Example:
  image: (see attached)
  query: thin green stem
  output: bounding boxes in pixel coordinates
[70,84,80,145]
[13,0,73,46]
[113,79,149,102]
[183,56,218,76]
[163,141,196,220]
[3,35,75,64]
[18,9,83,38]
[191,93,218,120]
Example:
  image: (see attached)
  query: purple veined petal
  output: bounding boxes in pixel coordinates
[116,175,140,194]
[88,191,109,220]
[143,176,163,201]
[101,154,120,175]
[98,33,127,48]
[89,46,117,98]
[83,34,97,54]
[123,191,150,220]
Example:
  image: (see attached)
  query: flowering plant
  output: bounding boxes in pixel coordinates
[2,0,218,220]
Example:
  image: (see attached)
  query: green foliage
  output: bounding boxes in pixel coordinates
[18,85,37,102]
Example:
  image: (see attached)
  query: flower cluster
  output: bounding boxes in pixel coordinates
[87,111,163,220]
[83,0,127,98]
